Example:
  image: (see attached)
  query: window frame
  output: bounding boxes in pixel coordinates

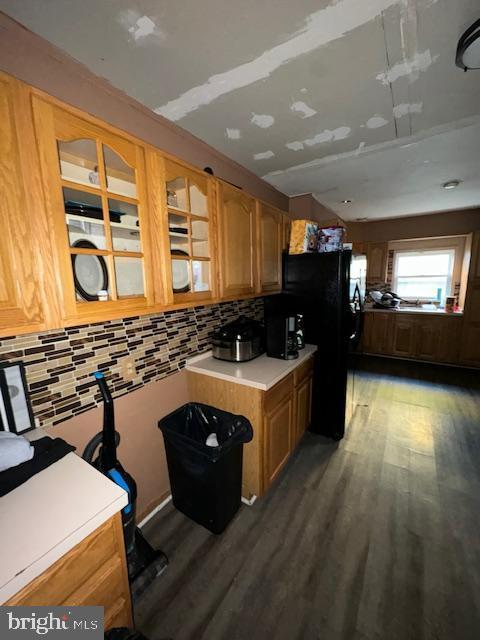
[392,248,456,303]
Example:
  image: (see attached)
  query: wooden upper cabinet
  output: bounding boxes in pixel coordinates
[367,242,388,283]
[0,74,57,337]
[32,98,154,324]
[282,215,291,252]
[217,181,256,298]
[160,157,216,304]
[257,202,282,294]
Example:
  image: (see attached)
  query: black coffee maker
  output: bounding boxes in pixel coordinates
[265,314,300,360]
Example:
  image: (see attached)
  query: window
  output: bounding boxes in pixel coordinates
[392,249,455,302]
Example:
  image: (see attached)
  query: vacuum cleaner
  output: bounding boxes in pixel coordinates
[82,371,168,601]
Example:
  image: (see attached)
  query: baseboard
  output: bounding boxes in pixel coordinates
[137,492,172,528]
[361,352,479,370]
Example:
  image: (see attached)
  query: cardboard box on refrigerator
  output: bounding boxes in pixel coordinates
[288,220,318,254]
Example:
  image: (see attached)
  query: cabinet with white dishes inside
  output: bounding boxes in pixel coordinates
[32,97,154,324]
[160,157,217,304]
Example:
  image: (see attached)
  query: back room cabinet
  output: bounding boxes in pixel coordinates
[217,181,256,298]
[367,242,388,283]
[391,316,417,358]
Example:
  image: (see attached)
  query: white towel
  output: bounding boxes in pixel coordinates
[0,432,34,472]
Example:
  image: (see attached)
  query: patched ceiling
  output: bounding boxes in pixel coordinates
[1,0,479,220]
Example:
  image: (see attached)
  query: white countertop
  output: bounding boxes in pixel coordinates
[186,344,317,391]
[365,305,463,317]
[0,451,127,603]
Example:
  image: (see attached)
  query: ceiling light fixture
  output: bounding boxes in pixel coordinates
[456,18,480,71]
[341,199,352,204]
[443,180,461,190]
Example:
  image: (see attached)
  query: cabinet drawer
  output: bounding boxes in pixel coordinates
[265,373,294,414]
[65,555,124,610]
[7,517,117,606]
[294,357,314,386]
[69,564,131,632]
[105,597,132,630]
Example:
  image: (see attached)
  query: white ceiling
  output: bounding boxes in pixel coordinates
[2,0,480,220]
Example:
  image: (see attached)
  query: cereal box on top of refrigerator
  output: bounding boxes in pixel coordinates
[289,220,319,254]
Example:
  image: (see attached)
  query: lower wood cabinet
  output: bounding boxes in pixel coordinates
[391,317,417,358]
[293,358,313,445]
[362,312,464,365]
[361,311,392,354]
[187,355,314,498]
[264,390,293,488]
[416,318,444,361]
[6,513,132,630]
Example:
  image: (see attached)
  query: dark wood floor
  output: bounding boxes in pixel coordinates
[136,356,480,640]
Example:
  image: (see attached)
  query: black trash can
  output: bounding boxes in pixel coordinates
[158,403,253,534]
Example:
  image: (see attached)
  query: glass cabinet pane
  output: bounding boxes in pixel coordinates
[63,187,106,249]
[71,253,111,302]
[166,177,187,210]
[114,257,144,297]
[189,183,208,217]
[58,139,99,187]
[169,213,190,254]
[108,198,141,253]
[171,258,191,293]
[103,145,137,198]
[191,220,209,257]
[192,261,210,292]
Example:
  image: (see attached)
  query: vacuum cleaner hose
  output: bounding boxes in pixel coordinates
[82,431,120,464]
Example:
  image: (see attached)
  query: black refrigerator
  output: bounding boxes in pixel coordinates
[264,250,366,440]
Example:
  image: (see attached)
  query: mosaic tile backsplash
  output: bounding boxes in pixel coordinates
[0,298,264,428]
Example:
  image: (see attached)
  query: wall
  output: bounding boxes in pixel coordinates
[0,12,288,210]
[0,297,264,518]
[347,208,480,242]
[289,193,345,225]
[47,370,188,520]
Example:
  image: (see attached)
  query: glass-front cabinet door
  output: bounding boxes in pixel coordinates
[163,158,215,302]
[33,100,153,322]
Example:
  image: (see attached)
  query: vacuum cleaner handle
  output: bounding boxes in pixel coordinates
[93,371,118,471]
